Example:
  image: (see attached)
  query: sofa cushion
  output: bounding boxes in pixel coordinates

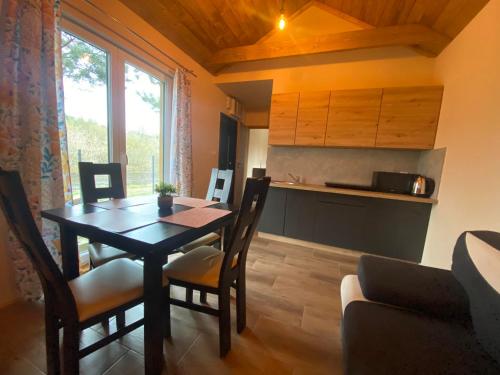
[342,301,500,375]
[452,231,500,365]
[357,255,470,322]
[340,275,370,315]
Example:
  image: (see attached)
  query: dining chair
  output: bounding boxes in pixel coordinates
[163,176,271,357]
[178,168,233,254]
[0,168,152,375]
[78,162,135,268]
[178,168,233,304]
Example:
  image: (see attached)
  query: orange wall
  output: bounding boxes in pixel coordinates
[215,47,438,93]
[422,0,500,267]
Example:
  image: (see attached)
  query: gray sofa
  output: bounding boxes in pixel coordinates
[341,231,500,374]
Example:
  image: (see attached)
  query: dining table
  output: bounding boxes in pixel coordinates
[42,195,237,375]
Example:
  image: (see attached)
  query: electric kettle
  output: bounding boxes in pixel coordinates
[411,176,435,198]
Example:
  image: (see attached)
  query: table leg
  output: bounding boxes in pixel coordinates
[143,253,165,375]
[60,225,79,280]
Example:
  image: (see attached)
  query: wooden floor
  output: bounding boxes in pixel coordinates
[0,236,361,375]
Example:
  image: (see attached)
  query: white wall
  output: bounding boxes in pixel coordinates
[246,129,269,177]
[422,0,500,267]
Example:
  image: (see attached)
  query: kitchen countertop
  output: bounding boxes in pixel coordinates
[270,181,438,205]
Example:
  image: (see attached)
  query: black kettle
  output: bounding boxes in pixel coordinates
[411,176,435,198]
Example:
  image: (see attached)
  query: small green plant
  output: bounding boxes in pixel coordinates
[155,182,176,197]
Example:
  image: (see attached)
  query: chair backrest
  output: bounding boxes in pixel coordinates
[219,177,271,286]
[79,162,125,203]
[206,168,233,204]
[0,169,75,312]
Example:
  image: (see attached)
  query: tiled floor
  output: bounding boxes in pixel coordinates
[0,236,361,375]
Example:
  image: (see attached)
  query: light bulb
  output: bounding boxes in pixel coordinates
[278,14,286,30]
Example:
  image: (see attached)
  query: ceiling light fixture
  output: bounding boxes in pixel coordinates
[278,0,286,30]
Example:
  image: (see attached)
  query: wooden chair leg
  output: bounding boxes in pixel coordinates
[62,323,79,375]
[186,288,193,303]
[236,276,246,334]
[200,291,208,304]
[218,288,231,358]
[45,306,60,375]
[116,311,126,330]
[163,287,171,338]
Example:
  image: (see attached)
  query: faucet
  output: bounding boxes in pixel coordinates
[288,173,301,184]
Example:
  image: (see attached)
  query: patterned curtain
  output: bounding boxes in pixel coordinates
[0,0,71,300]
[169,69,193,196]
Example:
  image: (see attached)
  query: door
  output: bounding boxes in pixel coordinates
[218,113,238,202]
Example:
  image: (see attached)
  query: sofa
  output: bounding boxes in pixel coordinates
[340,231,500,374]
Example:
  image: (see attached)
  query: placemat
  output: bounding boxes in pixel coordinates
[173,196,218,208]
[159,207,231,228]
[68,209,158,233]
[89,195,156,209]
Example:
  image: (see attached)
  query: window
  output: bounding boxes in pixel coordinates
[61,26,172,202]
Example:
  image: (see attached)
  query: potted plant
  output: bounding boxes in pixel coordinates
[155,182,177,210]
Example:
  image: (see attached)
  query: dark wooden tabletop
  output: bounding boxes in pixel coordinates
[42,200,236,257]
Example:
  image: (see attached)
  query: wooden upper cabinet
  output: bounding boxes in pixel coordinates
[376,86,444,149]
[268,93,299,145]
[325,89,382,147]
[295,91,331,146]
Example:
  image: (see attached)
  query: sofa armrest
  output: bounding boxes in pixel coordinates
[357,255,471,322]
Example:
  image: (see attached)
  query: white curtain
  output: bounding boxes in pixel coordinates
[169,69,193,196]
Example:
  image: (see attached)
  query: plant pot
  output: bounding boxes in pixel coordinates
[158,195,173,210]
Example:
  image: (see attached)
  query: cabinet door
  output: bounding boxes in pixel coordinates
[325,89,382,147]
[258,187,287,235]
[268,93,299,145]
[376,86,443,149]
[295,91,331,146]
[283,189,316,242]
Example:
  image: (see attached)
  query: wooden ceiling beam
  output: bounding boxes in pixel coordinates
[206,24,451,70]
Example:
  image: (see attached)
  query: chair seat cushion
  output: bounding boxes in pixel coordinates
[163,246,235,288]
[342,301,500,375]
[87,242,135,267]
[179,232,221,254]
[69,259,145,322]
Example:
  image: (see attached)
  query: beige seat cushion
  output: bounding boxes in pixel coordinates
[87,243,135,267]
[179,232,221,254]
[69,258,147,322]
[163,246,236,288]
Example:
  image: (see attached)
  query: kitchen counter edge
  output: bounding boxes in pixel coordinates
[270,182,438,205]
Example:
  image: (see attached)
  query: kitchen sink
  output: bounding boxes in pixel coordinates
[272,180,299,185]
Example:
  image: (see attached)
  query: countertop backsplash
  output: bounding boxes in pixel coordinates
[267,146,446,198]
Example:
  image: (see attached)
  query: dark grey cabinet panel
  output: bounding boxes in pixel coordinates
[259,187,432,262]
[258,187,286,235]
[284,189,316,241]
[313,193,371,251]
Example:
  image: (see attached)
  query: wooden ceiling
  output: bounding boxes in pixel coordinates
[117,0,489,74]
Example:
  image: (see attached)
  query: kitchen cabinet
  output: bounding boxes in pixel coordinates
[268,86,443,150]
[259,187,432,262]
[283,189,316,241]
[268,92,299,145]
[325,89,382,147]
[258,187,286,235]
[295,91,331,146]
[376,86,443,149]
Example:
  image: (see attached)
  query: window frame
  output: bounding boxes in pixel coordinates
[60,19,174,198]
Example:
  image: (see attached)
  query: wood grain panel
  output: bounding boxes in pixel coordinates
[268,93,300,145]
[295,91,331,146]
[376,86,444,150]
[325,89,382,147]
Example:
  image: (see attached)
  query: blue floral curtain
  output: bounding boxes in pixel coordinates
[169,69,193,196]
[0,0,71,300]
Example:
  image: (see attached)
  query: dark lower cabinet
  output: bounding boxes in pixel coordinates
[259,187,432,262]
[284,189,316,242]
[258,187,286,235]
